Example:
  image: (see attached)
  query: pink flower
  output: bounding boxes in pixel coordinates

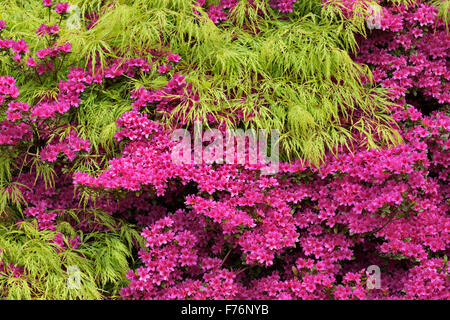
[366,3,382,30]
[411,28,423,38]
[55,2,69,14]
[157,64,172,73]
[42,0,52,6]
[36,24,48,37]
[167,54,181,63]
[48,24,59,34]
[27,57,36,67]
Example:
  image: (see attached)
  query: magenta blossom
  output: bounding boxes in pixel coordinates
[11,39,29,53]
[57,42,71,53]
[55,2,69,14]
[167,54,181,63]
[36,24,59,37]
[157,64,172,73]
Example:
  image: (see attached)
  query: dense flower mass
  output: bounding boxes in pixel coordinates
[0,0,448,300]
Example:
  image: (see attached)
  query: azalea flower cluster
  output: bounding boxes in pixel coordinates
[104,1,449,300]
[0,0,448,300]
[80,99,448,299]
[194,0,300,23]
[0,4,181,234]
[322,0,369,17]
[355,2,450,107]
[0,259,25,279]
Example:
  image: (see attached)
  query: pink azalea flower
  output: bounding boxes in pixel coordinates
[167,53,181,62]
